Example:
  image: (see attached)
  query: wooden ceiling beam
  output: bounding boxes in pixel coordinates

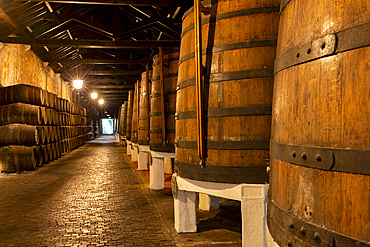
[85,70,140,75]
[2,37,180,49]
[17,0,193,7]
[46,58,149,64]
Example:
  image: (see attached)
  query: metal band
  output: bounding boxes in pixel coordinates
[175,105,272,120]
[181,6,280,37]
[138,117,148,120]
[138,127,148,130]
[175,140,269,150]
[179,40,277,65]
[270,141,370,175]
[153,56,180,66]
[274,22,370,74]
[150,91,177,98]
[267,198,370,247]
[149,143,175,153]
[280,0,292,12]
[150,128,175,134]
[150,111,176,117]
[177,68,273,90]
[152,73,179,81]
[174,160,268,184]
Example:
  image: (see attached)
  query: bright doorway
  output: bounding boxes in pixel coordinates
[102,118,114,135]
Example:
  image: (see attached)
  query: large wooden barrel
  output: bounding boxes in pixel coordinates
[0,103,41,126]
[175,0,279,183]
[138,71,152,145]
[121,101,128,137]
[150,51,179,152]
[131,84,140,143]
[0,146,36,172]
[267,1,370,246]
[0,124,39,146]
[0,84,44,106]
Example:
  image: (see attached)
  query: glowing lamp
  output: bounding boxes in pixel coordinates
[73,79,83,89]
[91,92,98,99]
[99,99,104,105]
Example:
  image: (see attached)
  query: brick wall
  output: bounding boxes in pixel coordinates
[0,43,73,101]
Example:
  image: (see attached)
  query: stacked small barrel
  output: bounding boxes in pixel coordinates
[0,84,90,173]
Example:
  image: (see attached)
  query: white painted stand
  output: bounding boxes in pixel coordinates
[199,193,220,211]
[126,140,132,156]
[149,151,175,190]
[174,189,197,233]
[138,145,150,170]
[173,174,279,247]
[131,143,138,162]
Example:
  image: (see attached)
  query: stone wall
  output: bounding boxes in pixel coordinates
[0,43,73,101]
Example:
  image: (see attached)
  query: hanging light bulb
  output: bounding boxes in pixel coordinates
[73,79,83,89]
[91,92,98,99]
[99,99,104,105]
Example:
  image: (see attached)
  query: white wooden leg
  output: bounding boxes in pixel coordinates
[241,184,269,247]
[199,193,220,211]
[150,157,164,190]
[164,157,173,174]
[138,147,149,171]
[174,189,197,233]
[131,145,138,161]
[126,141,131,155]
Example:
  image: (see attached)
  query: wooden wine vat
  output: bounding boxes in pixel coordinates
[121,101,128,137]
[0,103,41,126]
[138,71,152,145]
[175,0,279,183]
[0,124,39,146]
[131,82,140,143]
[0,84,44,106]
[267,1,370,246]
[0,145,36,172]
[150,50,179,153]
[126,90,134,141]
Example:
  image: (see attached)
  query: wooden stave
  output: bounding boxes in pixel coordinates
[268,0,370,245]
[175,0,279,184]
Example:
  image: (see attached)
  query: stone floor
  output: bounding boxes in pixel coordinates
[0,135,241,247]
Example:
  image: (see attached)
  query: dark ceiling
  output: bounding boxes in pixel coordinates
[0,0,192,115]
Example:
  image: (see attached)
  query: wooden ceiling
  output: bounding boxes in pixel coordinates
[0,0,191,115]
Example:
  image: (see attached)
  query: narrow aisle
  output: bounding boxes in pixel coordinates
[0,135,175,246]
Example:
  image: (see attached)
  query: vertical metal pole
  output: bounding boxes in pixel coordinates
[146,65,150,140]
[159,47,167,144]
[194,0,205,166]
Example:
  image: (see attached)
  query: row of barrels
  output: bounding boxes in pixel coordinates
[0,84,86,115]
[0,103,88,126]
[0,134,90,172]
[117,102,127,137]
[0,124,90,146]
[120,50,178,153]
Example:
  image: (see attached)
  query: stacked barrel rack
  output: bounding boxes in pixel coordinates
[0,84,97,173]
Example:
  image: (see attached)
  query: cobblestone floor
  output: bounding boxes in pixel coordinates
[0,135,175,246]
